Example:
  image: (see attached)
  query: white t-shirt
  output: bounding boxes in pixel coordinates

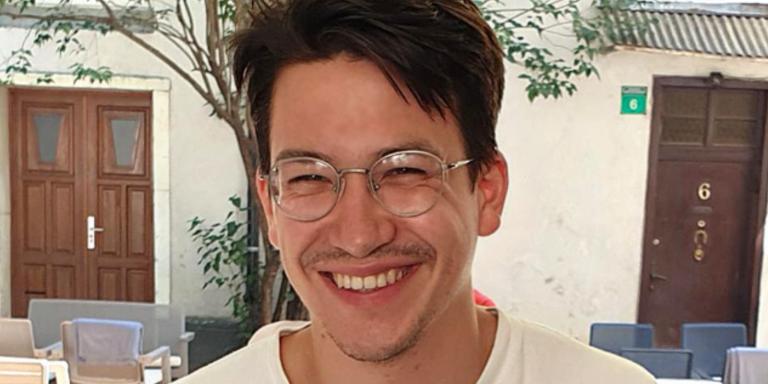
[178,310,655,383]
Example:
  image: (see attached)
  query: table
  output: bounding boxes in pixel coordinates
[656,380,718,384]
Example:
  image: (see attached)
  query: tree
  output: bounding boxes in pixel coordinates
[0,0,647,331]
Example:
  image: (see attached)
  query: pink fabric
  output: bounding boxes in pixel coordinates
[473,289,496,307]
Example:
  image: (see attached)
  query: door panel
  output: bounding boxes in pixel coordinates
[639,80,767,347]
[644,160,756,345]
[87,94,153,302]
[98,186,122,256]
[98,269,122,300]
[127,187,149,257]
[51,183,75,253]
[52,266,77,299]
[23,182,46,252]
[127,270,149,301]
[11,92,85,317]
[11,89,154,317]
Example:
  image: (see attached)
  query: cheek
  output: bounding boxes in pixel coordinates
[411,200,477,263]
[273,219,317,279]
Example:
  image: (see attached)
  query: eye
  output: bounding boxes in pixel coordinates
[288,174,331,184]
[384,167,427,177]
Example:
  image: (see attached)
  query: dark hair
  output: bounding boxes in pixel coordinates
[231,0,505,179]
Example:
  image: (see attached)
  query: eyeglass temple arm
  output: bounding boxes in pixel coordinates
[447,159,474,170]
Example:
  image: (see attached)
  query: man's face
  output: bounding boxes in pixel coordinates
[258,56,504,362]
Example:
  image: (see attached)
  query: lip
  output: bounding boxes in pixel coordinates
[318,264,421,306]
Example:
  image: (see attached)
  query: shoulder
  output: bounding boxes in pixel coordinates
[496,313,655,384]
[175,321,309,384]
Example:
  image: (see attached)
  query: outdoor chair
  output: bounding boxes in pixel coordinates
[589,323,654,355]
[29,299,194,378]
[0,356,70,384]
[619,347,693,378]
[61,319,171,384]
[724,347,768,384]
[0,318,61,359]
[681,322,747,380]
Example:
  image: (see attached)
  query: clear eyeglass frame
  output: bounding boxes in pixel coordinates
[264,149,474,221]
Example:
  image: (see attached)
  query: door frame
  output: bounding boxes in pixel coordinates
[0,73,171,316]
[639,75,768,344]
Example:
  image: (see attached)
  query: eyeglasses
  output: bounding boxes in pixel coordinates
[264,150,473,221]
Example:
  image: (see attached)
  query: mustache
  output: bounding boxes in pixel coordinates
[301,243,436,268]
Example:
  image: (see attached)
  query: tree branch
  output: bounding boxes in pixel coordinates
[91,0,239,129]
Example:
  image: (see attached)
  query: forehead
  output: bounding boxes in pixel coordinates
[269,56,465,165]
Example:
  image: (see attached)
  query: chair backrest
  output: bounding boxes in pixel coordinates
[61,320,144,384]
[589,323,654,355]
[620,348,693,379]
[0,318,36,357]
[724,347,768,384]
[29,299,184,352]
[681,322,747,379]
[0,356,49,384]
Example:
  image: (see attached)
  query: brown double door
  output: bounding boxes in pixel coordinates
[10,89,154,317]
[639,78,768,346]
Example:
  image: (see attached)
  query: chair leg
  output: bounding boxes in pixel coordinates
[161,355,171,384]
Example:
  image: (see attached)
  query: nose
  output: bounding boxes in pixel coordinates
[325,172,396,258]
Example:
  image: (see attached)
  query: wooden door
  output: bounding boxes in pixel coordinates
[639,78,768,347]
[10,89,154,317]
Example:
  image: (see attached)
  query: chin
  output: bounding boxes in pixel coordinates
[334,327,421,363]
[322,308,434,364]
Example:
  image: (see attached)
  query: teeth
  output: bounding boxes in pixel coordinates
[377,274,387,288]
[351,276,363,290]
[331,267,409,292]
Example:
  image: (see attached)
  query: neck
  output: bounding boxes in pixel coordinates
[281,294,498,384]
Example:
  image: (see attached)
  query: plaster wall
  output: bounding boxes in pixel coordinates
[474,48,768,345]
[0,88,9,317]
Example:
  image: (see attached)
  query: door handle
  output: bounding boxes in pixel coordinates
[87,216,104,250]
[650,272,668,281]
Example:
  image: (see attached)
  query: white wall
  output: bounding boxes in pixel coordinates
[0,87,10,317]
[474,47,768,345]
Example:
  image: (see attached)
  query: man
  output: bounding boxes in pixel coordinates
[180,1,655,383]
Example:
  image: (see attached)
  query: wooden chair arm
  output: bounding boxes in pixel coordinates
[33,341,63,359]
[139,346,171,384]
[179,331,195,342]
[47,360,70,384]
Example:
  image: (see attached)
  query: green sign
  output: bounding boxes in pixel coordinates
[621,86,647,115]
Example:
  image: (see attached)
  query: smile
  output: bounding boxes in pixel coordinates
[320,265,417,294]
[331,267,411,292]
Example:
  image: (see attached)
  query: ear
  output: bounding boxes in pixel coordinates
[255,170,280,249]
[476,151,509,236]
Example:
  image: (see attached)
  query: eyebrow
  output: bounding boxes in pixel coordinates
[273,139,445,164]
[274,149,336,163]
[375,140,445,159]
